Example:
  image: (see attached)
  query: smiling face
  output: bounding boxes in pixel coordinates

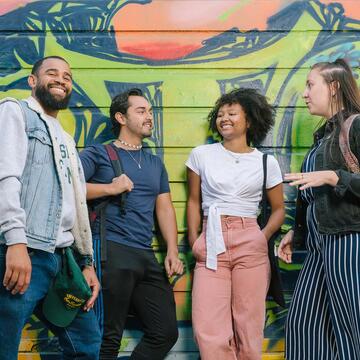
[28,58,73,113]
[118,95,153,139]
[303,68,333,119]
[215,103,249,141]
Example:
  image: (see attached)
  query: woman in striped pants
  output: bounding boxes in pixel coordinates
[279,58,360,359]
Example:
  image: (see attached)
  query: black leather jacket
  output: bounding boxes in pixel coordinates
[294,114,360,248]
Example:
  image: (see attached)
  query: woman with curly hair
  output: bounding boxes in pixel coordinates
[279,59,360,359]
[186,88,285,359]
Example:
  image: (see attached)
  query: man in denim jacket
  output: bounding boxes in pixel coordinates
[0,56,101,360]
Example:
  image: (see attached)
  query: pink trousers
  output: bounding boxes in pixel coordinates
[191,216,270,360]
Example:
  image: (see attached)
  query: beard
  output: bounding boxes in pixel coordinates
[35,83,71,111]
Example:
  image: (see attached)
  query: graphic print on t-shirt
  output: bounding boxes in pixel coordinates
[59,143,72,185]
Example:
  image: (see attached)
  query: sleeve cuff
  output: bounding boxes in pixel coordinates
[78,254,94,269]
[266,179,283,189]
[4,228,27,246]
[333,170,352,198]
[185,162,200,175]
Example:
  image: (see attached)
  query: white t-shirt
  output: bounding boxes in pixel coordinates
[186,143,283,217]
[44,115,76,248]
[185,142,283,270]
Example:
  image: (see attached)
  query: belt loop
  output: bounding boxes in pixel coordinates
[241,217,245,229]
[55,247,65,255]
[224,215,230,228]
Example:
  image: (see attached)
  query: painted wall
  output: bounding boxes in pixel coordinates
[1,0,360,358]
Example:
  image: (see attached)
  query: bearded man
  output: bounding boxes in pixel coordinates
[0,56,101,360]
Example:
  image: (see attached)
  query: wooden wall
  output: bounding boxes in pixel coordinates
[1,0,360,358]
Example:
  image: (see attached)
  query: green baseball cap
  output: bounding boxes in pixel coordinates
[42,247,92,327]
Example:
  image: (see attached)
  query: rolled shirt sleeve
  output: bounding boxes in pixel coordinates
[333,169,360,198]
[185,147,201,175]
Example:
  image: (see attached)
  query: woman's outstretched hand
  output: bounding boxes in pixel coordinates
[285,170,339,190]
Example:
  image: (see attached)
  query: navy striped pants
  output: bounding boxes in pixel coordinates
[286,204,360,359]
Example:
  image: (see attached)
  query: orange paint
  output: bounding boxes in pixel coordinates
[122,42,201,61]
[172,272,189,292]
[0,0,33,15]
[321,1,360,19]
[113,0,288,60]
[115,1,283,31]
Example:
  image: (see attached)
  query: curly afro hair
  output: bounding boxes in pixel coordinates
[208,88,275,145]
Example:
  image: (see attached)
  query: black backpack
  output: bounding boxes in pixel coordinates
[88,143,126,263]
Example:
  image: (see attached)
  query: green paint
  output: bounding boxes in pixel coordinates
[218,0,252,22]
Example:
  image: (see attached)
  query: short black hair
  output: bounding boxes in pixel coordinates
[31,56,69,76]
[208,88,275,145]
[110,88,144,137]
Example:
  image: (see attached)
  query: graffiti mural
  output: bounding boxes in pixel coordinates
[1,0,360,358]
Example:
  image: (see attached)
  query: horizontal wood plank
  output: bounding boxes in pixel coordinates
[0,30,360,70]
[0,1,359,32]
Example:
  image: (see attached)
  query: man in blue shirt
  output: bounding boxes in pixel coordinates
[80,88,183,360]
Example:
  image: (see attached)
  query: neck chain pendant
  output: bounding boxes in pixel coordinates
[221,142,253,164]
[225,149,241,164]
[124,149,142,169]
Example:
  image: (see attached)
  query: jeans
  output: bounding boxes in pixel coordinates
[0,245,101,360]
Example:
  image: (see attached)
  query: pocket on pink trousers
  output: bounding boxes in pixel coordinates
[191,232,205,260]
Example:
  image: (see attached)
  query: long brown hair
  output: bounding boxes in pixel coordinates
[311,59,360,156]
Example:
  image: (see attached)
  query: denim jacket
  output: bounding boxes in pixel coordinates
[0,97,93,264]
[294,114,360,248]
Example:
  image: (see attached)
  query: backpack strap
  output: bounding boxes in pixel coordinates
[260,153,268,226]
[104,143,126,214]
[339,114,360,173]
[89,143,127,263]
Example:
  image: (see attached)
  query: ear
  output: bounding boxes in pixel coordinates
[330,81,340,97]
[28,74,36,90]
[115,112,127,126]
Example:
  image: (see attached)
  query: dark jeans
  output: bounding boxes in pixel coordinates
[0,245,101,360]
[99,240,178,360]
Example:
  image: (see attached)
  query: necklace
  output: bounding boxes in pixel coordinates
[221,143,253,163]
[116,138,142,150]
[226,150,241,163]
[124,149,142,169]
